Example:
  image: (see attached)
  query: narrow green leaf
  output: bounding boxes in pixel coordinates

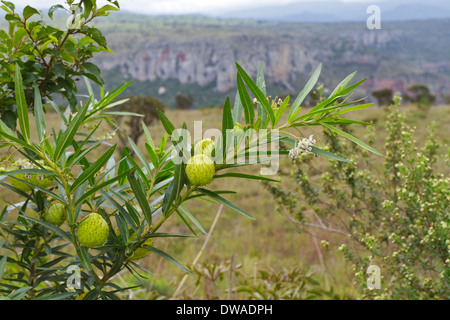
[146,246,193,276]
[83,76,94,97]
[322,123,381,156]
[0,256,7,281]
[236,72,255,125]
[310,146,350,162]
[96,81,133,110]
[21,215,72,242]
[148,232,196,239]
[329,70,357,97]
[117,147,131,185]
[14,65,30,142]
[214,172,280,182]
[33,292,77,300]
[142,121,155,150]
[123,148,148,187]
[232,90,242,124]
[156,109,175,135]
[256,62,267,95]
[274,95,290,126]
[77,246,93,272]
[184,190,236,201]
[1,168,55,177]
[33,87,48,148]
[66,123,104,167]
[236,62,275,125]
[71,144,116,192]
[197,188,255,220]
[321,119,372,126]
[333,103,373,117]
[127,170,152,227]
[179,204,207,235]
[8,286,32,300]
[128,137,152,178]
[54,97,92,161]
[115,213,129,244]
[6,175,65,204]
[341,80,368,101]
[144,143,159,170]
[124,201,141,226]
[221,96,233,161]
[100,189,137,232]
[293,104,342,123]
[175,209,198,237]
[256,62,268,125]
[162,163,185,216]
[288,63,322,122]
[0,125,37,152]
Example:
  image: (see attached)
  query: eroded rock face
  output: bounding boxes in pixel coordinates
[93,22,449,99]
[95,34,330,93]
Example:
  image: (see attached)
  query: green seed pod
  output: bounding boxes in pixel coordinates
[77,213,109,248]
[185,154,215,186]
[194,138,215,157]
[44,203,66,226]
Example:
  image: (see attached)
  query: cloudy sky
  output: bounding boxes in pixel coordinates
[8,0,379,15]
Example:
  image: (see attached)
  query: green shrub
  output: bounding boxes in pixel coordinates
[266,96,449,299]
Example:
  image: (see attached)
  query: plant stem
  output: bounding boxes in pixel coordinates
[150,186,197,235]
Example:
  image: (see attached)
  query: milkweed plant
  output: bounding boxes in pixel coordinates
[0,0,380,300]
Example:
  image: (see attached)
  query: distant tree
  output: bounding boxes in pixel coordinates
[443,94,450,105]
[372,88,393,106]
[175,93,194,110]
[113,96,167,149]
[403,84,436,110]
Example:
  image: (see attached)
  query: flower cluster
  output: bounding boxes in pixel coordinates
[289,135,317,159]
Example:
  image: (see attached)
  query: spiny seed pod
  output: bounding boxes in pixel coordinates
[194,139,215,157]
[9,173,33,192]
[5,159,54,192]
[44,203,66,226]
[185,154,215,186]
[77,213,109,248]
[31,160,54,188]
[30,174,53,189]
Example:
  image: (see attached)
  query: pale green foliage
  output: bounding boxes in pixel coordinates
[266,97,449,299]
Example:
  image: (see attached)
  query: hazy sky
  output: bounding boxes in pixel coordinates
[9,0,379,15]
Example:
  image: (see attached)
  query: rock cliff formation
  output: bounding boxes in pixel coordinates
[92,16,450,105]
